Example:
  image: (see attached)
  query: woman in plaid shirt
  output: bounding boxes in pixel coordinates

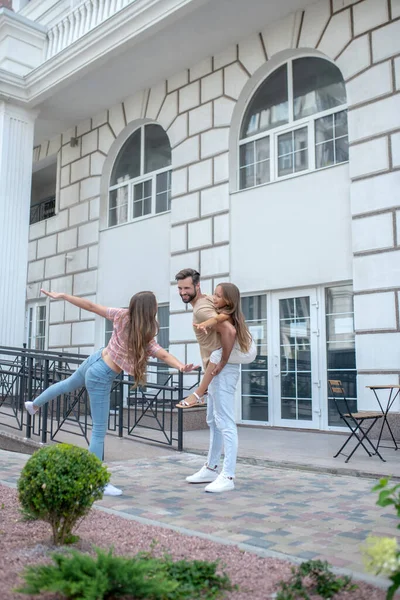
[25,289,194,496]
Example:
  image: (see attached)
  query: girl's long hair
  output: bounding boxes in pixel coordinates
[127,291,159,387]
[217,283,251,353]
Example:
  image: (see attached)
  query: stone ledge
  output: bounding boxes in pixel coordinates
[0,404,208,456]
[0,430,41,455]
[117,405,207,432]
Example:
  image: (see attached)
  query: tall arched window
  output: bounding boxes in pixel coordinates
[108,124,172,226]
[239,57,348,190]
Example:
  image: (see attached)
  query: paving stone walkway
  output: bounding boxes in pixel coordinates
[1,448,398,576]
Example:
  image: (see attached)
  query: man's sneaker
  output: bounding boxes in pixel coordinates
[25,401,38,416]
[186,464,218,483]
[205,473,235,493]
[103,483,123,496]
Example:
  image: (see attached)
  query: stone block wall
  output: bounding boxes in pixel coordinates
[342,0,400,402]
[28,0,400,403]
[30,124,101,354]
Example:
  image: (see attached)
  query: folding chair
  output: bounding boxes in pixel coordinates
[328,379,385,463]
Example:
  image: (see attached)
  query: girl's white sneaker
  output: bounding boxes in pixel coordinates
[186,464,218,483]
[204,473,235,493]
[103,483,122,496]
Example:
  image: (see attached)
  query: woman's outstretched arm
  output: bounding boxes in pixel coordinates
[154,348,196,372]
[41,289,108,318]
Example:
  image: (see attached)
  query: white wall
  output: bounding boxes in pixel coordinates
[231,164,352,291]
[97,213,171,308]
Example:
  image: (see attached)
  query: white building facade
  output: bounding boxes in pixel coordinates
[1,0,399,431]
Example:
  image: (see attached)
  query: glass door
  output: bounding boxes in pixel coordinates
[271,289,321,428]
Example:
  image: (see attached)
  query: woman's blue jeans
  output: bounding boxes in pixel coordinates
[32,349,116,461]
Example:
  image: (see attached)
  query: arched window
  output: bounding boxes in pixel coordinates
[239,57,348,190]
[108,124,172,226]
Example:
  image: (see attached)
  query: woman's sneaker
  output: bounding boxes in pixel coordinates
[103,483,122,496]
[205,473,235,493]
[186,464,218,483]
[24,401,38,416]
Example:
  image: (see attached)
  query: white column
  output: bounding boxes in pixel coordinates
[0,102,37,347]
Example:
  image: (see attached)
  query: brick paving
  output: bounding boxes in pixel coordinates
[1,448,398,575]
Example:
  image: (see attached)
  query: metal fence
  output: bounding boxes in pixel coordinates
[0,346,200,453]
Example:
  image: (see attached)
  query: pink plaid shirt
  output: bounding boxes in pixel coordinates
[105,308,161,375]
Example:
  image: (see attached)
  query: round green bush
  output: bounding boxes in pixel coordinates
[18,444,110,545]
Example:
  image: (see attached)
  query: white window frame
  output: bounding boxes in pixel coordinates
[108,124,172,227]
[239,294,269,426]
[238,57,348,190]
[155,304,170,384]
[275,123,310,180]
[157,304,170,351]
[323,283,357,431]
[26,301,48,351]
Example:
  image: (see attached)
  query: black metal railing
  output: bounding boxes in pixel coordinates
[0,346,201,453]
[30,196,56,225]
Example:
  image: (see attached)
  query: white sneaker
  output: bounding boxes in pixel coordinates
[205,473,235,493]
[25,401,38,416]
[103,483,122,496]
[186,464,218,483]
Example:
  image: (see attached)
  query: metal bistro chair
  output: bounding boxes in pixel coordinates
[328,379,385,463]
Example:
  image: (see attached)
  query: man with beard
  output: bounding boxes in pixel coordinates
[175,268,239,493]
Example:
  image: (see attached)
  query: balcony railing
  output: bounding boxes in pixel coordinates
[46,0,137,59]
[30,196,56,225]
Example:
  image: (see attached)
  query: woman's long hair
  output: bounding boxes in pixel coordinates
[217,283,251,353]
[127,291,159,387]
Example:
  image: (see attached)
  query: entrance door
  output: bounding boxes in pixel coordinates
[271,289,321,428]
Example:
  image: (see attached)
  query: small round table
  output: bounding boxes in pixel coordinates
[366,384,400,451]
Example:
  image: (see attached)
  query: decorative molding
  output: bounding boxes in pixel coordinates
[25,0,204,103]
[0,7,46,76]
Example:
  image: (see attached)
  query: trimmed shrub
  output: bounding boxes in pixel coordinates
[16,547,234,600]
[18,444,110,545]
[16,547,177,600]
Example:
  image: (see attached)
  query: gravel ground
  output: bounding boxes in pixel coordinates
[0,484,387,600]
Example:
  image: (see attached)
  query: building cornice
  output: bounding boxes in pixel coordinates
[0,7,47,79]
[0,0,204,105]
[0,6,47,34]
[0,68,27,103]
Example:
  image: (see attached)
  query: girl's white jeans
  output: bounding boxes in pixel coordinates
[206,363,240,478]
